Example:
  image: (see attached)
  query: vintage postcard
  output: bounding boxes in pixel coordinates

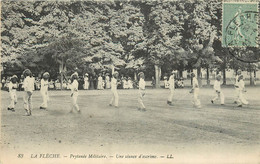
[1,0,259,164]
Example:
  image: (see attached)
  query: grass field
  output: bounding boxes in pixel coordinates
[1,87,260,164]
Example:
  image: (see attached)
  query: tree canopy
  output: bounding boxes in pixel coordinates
[1,0,259,85]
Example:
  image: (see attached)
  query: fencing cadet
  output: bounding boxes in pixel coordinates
[138,72,146,111]
[167,70,177,106]
[190,73,201,108]
[237,75,249,107]
[109,71,119,108]
[23,69,35,116]
[40,72,50,109]
[7,75,18,112]
[211,74,224,105]
[70,72,80,113]
[234,69,242,104]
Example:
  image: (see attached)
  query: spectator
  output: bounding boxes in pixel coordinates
[1,77,6,90]
[105,73,111,89]
[97,73,103,90]
[49,79,55,90]
[67,79,71,90]
[84,73,89,90]
[128,77,133,89]
[164,75,169,89]
[19,76,24,91]
[35,77,41,90]
[55,79,61,90]
[62,79,67,89]
[89,75,94,90]
[122,77,128,89]
[151,76,156,88]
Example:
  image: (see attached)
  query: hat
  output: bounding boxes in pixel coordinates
[85,73,88,76]
[113,71,119,75]
[112,71,119,78]
[11,75,18,79]
[43,72,50,76]
[23,69,32,77]
[138,72,144,76]
[171,70,177,74]
[216,74,221,79]
[71,72,78,79]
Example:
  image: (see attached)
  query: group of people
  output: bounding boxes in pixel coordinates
[5,68,249,116]
[1,73,137,91]
[164,75,185,89]
[95,73,135,90]
[209,69,248,107]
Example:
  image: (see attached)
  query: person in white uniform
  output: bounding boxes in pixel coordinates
[190,73,201,108]
[40,72,50,109]
[97,74,103,90]
[237,75,249,107]
[234,69,241,104]
[138,72,146,111]
[23,69,35,116]
[84,73,89,90]
[70,72,80,113]
[211,74,224,105]
[167,70,177,106]
[105,73,111,89]
[109,71,119,108]
[7,75,18,112]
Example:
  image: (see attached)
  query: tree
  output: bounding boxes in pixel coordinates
[143,0,185,87]
[181,0,221,86]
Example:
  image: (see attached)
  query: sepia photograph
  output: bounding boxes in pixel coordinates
[0,0,259,163]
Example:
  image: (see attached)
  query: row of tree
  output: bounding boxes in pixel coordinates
[1,0,259,87]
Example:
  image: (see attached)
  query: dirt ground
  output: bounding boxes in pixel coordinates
[1,87,259,164]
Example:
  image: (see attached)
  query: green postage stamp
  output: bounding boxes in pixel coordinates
[222,1,259,47]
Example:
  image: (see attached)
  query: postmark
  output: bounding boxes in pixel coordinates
[222,2,259,47]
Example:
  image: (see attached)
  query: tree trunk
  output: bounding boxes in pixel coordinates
[249,64,253,86]
[179,70,183,78]
[197,67,202,87]
[154,64,161,88]
[206,67,210,86]
[134,72,137,81]
[222,56,227,85]
[222,68,226,85]
[60,57,64,90]
[190,69,193,86]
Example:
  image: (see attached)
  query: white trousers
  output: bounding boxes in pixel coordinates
[237,91,249,105]
[24,91,33,112]
[40,90,49,108]
[71,92,79,111]
[84,81,89,90]
[8,90,17,109]
[193,88,201,108]
[212,91,225,104]
[167,88,174,102]
[110,89,118,107]
[234,87,240,102]
[138,90,145,109]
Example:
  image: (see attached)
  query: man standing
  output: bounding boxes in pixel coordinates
[190,73,201,108]
[234,69,242,104]
[109,71,119,108]
[167,70,177,106]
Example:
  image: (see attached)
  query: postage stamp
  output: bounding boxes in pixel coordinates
[222,1,259,47]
